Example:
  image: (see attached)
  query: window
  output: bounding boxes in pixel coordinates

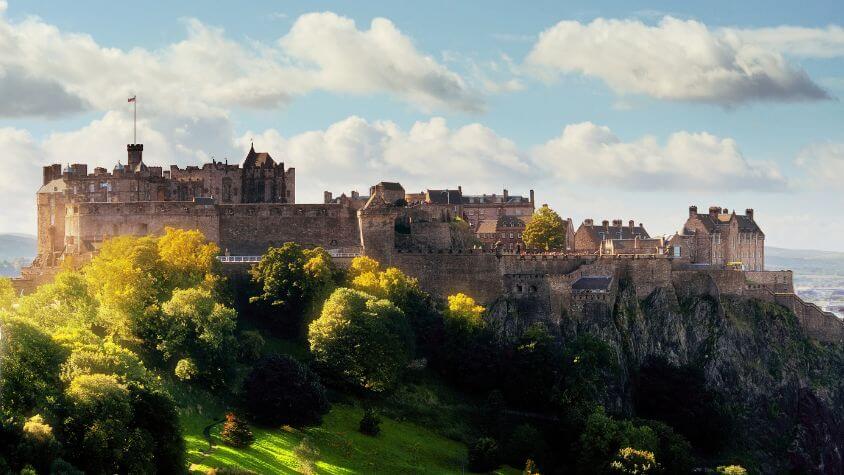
[510,233,514,239]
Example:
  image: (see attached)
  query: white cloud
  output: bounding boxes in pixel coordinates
[0,127,47,233]
[795,141,844,188]
[0,10,479,118]
[729,25,844,59]
[240,116,532,201]
[526,16,830,105]
[532,122,786,191]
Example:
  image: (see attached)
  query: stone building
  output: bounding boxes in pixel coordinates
[670,206,765,270]
[461,188,535,230]
[476,214,575,252]
[574,219,650,253]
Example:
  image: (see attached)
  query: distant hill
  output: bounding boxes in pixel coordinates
[766,246,844,275]
[0,233,36,261]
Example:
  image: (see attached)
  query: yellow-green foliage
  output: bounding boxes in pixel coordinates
[0,276,15,310]
[61,340,149,384]
[13,271,98,333]
[717,465,748,475]
[522,204,566,251]
[445,293,486,328]
[22,414,56,443]
[610,447,660,473]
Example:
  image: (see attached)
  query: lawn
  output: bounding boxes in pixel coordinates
[184,404,520,474]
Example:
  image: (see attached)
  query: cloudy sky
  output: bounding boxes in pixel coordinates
[0,0,843,250]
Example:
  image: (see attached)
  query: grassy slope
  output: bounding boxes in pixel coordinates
[184,404,513,474]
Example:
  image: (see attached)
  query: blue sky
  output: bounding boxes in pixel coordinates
[0,1,843,250]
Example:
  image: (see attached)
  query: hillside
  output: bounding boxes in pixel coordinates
[0,233,36,261]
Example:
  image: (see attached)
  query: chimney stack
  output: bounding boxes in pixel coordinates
[746,208,754,220]
[503,188,508,199]
[127,144,143,169]
[709,206,720,217]
[584,218,594,226]
[689,205,698,218]
[458,185,462,194]
[352,190,359,199]
[629,220,635,230]
[612,219,622,227]
[324,191,333,203]
[529,189,535,205]
[602,220,610,228]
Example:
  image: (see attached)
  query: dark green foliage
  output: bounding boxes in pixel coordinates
[221,413,254,448]
[634,357,728,453]
[242,354,330,427]
[505,424,548,469]
[556,335,618,429]
[237,330,265,362]
[503,323,564,410]
[358,408,381,436]
[49,458,84,475]
[127,383,185,472]
[577,408,659,474]
[468,437,501,472]
[0,318,66,415]
[249,243,336,336]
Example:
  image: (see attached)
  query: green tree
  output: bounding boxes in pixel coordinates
[61,341,149,384]
[610,447,661,473]
[578,408,659,474]
[308,288,412,392]
[250,243,337,334]
[522,204,566,251]
[241,354,330,427]
[0,318,66,415]
[13,271,98,334]
[445,293,486,329]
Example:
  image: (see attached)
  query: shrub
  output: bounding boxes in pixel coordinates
[175,358,199,381]
[717,466,748,475]
[237,330,265,362]
[506,424,547,467]
[49,459,84,475]
[242,354,329,427]
[468,437,501,472]
[220,413,254,448]
[610,447,660,473]
[294,437,320,475]
[359,408,381,436]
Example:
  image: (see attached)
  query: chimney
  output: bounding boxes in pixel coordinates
[629,220,635,230]
[324,191,333,203]
[43,164,62,185]
[689,205,697,218]
[127,144,143,169]
[612,219,622,227]
[745,208,754,220]
[584,218,594,226]
[458,185,462,193]
[709,206,720,217]
[503,188,508,199]
[602,220,609,228]
[352,190,359,199]
[529,189,535,205]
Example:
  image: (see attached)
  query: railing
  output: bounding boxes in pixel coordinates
[216,256,262,263]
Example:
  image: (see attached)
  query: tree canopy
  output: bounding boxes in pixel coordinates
[522,204,567,251]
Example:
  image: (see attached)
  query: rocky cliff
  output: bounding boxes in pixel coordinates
[559,271,844,473]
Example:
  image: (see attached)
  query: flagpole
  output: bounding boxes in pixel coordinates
[133,97,137,144]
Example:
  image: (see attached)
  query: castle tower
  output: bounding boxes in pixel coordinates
[127,144,143,170]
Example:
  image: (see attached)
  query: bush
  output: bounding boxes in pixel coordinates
[242,354,329,427]
[468,437,501,472]
[49,459,84,475]
[237,330,265,362]
[610,447,660,473]
[175,358,199,381]
[505,424,547,468]
[220,413,254,448]
[294,437,320,475]
[358,408,381,436]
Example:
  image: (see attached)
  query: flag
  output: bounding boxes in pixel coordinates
[128,96,136,103]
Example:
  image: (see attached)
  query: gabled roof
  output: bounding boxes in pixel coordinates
[689,212,762,235]
[736,215,763,234]
[377,181,404,191]
[497,215,526,228]
[243,144,275,168]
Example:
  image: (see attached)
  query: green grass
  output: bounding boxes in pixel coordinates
[184,404,519,474]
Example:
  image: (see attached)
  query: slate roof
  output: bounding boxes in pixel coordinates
[377,181,404,191]
[572,276,613,291]
[582,224,650,241]
[243,144,275,168]
[497,215,527,228]
[689,212,762,235]
[426,189,462,204]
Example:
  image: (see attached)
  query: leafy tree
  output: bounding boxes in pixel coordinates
[126,382,184,472]
[522,204,566,251]
[308,288,412,392]
[250,243,337,334]
[237,330,265,362]
[221,413,254,448]
[445,293,485,329]
[174,358,199,381]
[578,408,659,474]
[241,354,329,427]
[468,437,501,472]
[0,277,15,311]
[19,415,61,474]
[0,318,66,415]
[13,271,98,334]
[156,227,221,290]
[61,341,149,387]
[610,447,660,474]
[154,286,237,385]
[358,408,381,436]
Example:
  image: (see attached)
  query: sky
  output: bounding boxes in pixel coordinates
[0,0,842,250]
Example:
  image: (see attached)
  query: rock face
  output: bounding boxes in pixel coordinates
[558,272,844,474]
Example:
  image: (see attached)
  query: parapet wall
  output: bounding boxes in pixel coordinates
[745,288,843,344]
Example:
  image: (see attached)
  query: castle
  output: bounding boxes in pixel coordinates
[18,143,843,344]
